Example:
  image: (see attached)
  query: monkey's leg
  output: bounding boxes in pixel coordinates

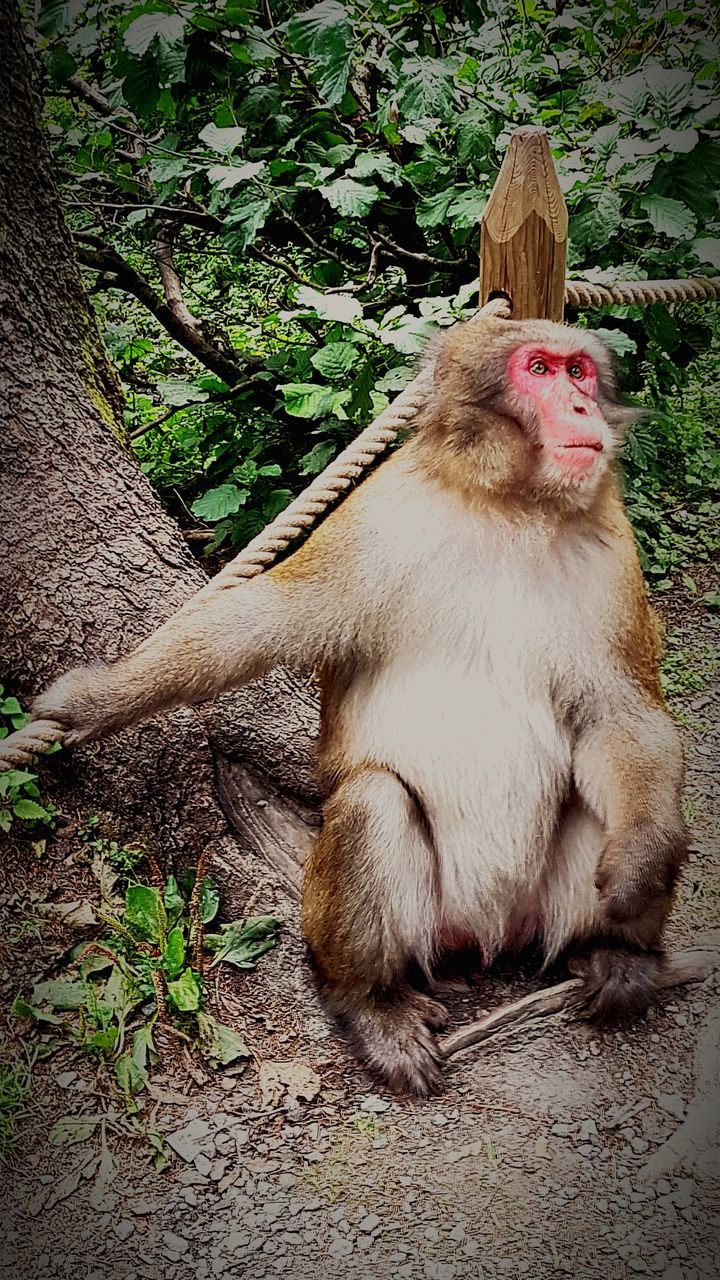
[544,783,683,1023]
[302,769,446,1097]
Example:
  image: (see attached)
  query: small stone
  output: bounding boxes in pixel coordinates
[424,1226,439,1242]
[360,1095,391,1113]
[657,1095,685,1122]
[631,1137,650,1154]
[550,1123,577,1137]
[359,1214,380,1234]
[449,1224,466,1241]
[166,1118,214,1163]
[579,1119,598,1140]
[358,1236,374,1250]
[278,1173,297,1189]
[56,1072,77,1088]
[162,1231,189,1256]
[181,1189,198,1207]
[195,1153,213,1178]
[114,1220,134,1242]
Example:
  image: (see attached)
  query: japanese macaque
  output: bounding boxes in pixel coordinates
[35,311,687,1096]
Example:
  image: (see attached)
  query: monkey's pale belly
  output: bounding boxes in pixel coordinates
[339,659,601,954]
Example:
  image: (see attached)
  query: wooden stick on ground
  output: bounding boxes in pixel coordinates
[440,946,720,1060]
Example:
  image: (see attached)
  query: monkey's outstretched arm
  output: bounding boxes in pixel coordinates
[572,697,687,930]
[33,571,340,745]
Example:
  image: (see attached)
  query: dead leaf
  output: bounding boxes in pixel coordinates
[258,1060,321,1108]
[41,900,97,929]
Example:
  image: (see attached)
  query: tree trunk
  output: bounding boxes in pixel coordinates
[0,0,316,891]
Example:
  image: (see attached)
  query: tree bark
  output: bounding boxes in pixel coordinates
[0,0,316,889]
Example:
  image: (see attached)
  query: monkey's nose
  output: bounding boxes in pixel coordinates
[572,398,588,415]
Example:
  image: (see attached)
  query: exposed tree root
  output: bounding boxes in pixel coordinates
[440,944,720,1060]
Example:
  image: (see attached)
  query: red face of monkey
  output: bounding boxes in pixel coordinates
[506,342,615,493]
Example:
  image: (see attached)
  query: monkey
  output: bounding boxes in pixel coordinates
[34,310,687,1096]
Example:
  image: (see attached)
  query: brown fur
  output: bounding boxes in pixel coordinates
[34,315,686,1094]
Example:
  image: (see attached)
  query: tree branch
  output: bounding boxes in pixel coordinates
[155,222,203,335]
[75,237,251,386]
[129,378,263,441]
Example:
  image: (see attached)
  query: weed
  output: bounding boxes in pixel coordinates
[13,862,281,1109]
[0,1052,35,1159]
[0,686,59,832]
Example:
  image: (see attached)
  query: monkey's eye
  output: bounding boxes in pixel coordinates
[529,358,548,376]
[568,362,584,380]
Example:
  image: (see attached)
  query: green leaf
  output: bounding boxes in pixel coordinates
[163,875,185,918]
[447,187,487,229]
[416,190,455,230]
[691,237,720,268]
[166,967,202,1012]
[205,915,281,969]
[300,440,336,475]
[278,383,336,419]
[310,343,358,381]
[658,127,699,154]
[50,1116,101,1146]
[46,46,77,87]
[593,328,638,357]
[196,1011,250,1067]
[13,799,51,822]
[348,153,403,186]
[12,996,61,1025]
[263,489,293,520]
[287,2,354,107]
[199,876,220,925]
[0,696,22,716]
[124,13,185,59]
[163,926,185,978]
[156,379,209,407]
[198,123,247,155]
[191,484,250,521]
[319,178,378,218]
[639,196,697,240]
[396,57,455,122]
[32,979,86,1011]
[294,286,362,323]
[37,0,69,37]
[207,162,265,189]
[223,198,271,252]
[124,884,166,946]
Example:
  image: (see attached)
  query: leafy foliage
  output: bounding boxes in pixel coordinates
[0,687,59,832]
[39,0,720,576]
[14,855,281,1104]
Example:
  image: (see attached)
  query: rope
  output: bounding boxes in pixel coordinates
[565,276,720,307]
[1,277,717,771]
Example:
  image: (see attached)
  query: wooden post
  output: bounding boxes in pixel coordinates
[480,126,568,321]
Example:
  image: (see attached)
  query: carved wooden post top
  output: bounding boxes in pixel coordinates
[480,126,569,321]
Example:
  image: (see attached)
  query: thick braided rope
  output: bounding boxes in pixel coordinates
[0,280,715,771]
[565,277,720,307]
[0,298,509,770]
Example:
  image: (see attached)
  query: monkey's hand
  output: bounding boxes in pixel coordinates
[595,821,687,924]
[32,663,122,746]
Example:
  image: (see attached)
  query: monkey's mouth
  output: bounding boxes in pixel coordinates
[550,440,605,476]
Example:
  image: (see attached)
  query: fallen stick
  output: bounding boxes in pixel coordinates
[440,945,720,1060]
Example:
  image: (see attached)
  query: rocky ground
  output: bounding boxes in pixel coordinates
[1,592,718,1280]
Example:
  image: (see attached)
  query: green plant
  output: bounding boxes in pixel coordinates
[13,864,281,1106]
[0,686,59,832]
[36,0,720,587]
[0,1052,35,1159]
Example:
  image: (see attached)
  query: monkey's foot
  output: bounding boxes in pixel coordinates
[341,989,448,1098]
[575,944,666,1023]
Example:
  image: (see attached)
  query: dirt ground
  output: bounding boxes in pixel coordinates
[1,588,719,1280]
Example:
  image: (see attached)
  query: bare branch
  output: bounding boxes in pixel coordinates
[440,945,720,1061]
[374,228,466,270]
[129,377,263,441]
[75,238,251,386]
[155,222,203,335]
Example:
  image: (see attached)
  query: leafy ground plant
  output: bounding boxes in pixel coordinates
[0,1051,36,1160]
[13,862,280,1108]
[0,686,59,831]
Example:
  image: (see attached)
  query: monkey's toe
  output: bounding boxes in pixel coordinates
[576,945,665,1024]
